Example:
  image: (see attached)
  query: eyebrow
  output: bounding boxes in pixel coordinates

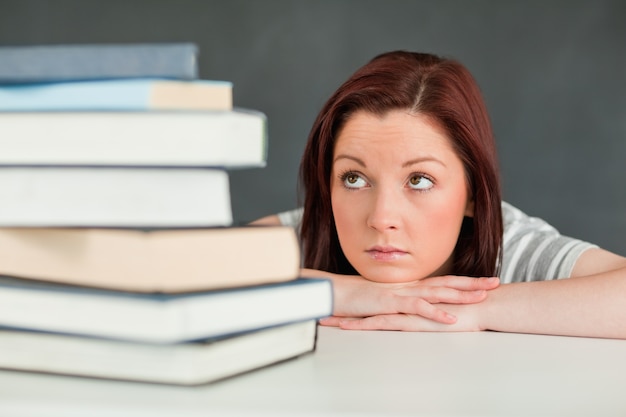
[333,154,446,168]
[333,154,366,166]
[402,157,447,168]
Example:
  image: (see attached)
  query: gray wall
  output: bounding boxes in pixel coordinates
[1,0,625,255]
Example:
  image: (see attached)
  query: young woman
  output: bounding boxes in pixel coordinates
[253,51,626,338]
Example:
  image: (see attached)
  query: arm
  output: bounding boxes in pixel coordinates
[248,214,281,226]
[333,248,626,339]
[480,248,626,338]
[300,268,499,324]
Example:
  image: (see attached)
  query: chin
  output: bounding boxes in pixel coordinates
[355,264,428,284]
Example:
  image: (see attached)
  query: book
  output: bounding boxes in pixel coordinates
[0,109,267,168]
[0,43,198,83]
[0,276,331,343]
[0,79,233,111]
[0,226,301,292]
[0,167,233,227]
[0,320,318,385]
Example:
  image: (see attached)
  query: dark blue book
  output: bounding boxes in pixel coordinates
[0,275,332,343]
[0,43,198,83]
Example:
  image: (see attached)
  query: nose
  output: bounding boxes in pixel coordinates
[366,187,402,231]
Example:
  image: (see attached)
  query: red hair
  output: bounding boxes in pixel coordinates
[299,51,503,277]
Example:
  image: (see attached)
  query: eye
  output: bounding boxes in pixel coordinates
[341,172,367,189]
[407,174,434,191]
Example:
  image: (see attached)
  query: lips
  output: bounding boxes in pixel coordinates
[365,245,408,261]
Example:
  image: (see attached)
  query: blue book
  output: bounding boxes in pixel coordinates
[0,276,332,344]
[0,43,198,83]
[0,79,232,111]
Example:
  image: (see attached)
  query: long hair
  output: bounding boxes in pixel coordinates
[299,51,503,277]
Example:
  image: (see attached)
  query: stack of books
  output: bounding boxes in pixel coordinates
[0,43,332,385]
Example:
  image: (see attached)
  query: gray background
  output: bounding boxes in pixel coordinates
[1,0,624,255]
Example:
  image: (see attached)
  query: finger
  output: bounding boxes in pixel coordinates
[318,316,343,327]
[391,287,487,305]
[338,314,436,331]
[382,296,457,323]
[419,276,500,290]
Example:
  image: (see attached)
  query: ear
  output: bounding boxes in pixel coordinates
[464,198,475,218]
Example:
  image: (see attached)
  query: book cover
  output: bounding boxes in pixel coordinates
[0,167,233,227]
[0,226,301,292]
[0,79,233,111]
[0,109,267,168]
[0,277,331,343]
[0,320,317,385]
[0,43,198,83]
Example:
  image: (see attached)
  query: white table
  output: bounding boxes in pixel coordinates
[1,326,625,416]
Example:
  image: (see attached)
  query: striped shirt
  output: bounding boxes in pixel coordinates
[277,201,596,283]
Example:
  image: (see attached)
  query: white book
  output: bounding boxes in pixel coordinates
[0,320,317,386]
[0,108,267,168]
[0,167,232,227]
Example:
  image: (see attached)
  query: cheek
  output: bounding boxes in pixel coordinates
[429,205,464,241]
[330,188,366,250]
[331,190,353,235]
[423,191,469,248]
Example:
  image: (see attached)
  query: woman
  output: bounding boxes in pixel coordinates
[253,51,626,338]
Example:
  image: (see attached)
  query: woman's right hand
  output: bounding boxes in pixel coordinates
[300,268,500,324]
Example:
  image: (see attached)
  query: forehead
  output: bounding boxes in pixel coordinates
[334,110,457,157]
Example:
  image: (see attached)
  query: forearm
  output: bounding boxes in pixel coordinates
[248,214,281,226]
[481,268,626,339]
[300,267,498,322]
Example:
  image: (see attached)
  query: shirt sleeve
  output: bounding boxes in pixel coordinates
[500,201,597,284]
[277,207,303,227]
[277,207,303,237]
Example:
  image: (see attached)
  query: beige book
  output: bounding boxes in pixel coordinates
[0,226,300,293]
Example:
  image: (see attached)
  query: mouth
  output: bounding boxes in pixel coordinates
[365,245,408,261]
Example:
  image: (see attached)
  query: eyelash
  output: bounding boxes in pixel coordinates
[337,170,435,192]
[338,169,366,190]
[408,173,435,192]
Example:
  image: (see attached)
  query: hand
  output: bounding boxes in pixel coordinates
[318,302,485,332]
[300,268,499,324]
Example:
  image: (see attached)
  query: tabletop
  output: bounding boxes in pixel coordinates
[1,326,625,417]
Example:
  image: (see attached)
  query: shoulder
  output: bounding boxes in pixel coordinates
[277,207,303,228]
[500,201,597,283]
[502,201,560,241]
